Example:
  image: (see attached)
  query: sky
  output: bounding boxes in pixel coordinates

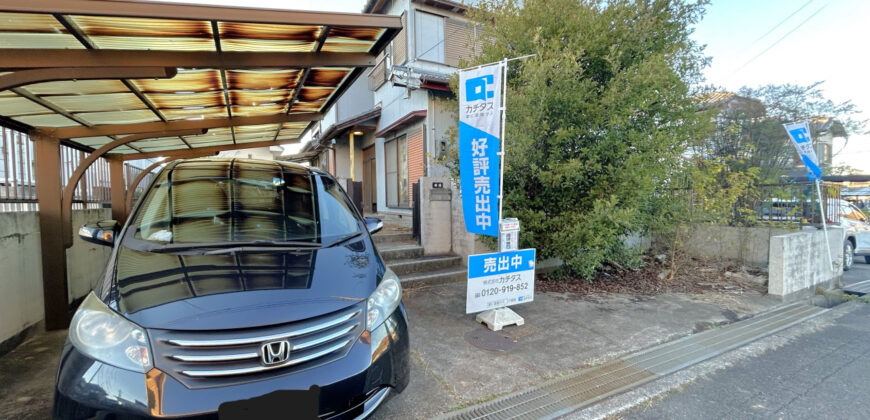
[151,0,870,171]
[692,0,870,173]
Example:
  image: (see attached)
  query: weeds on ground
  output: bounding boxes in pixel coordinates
[839,293,870,304]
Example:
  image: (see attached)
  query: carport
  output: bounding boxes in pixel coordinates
[0,0,400,331]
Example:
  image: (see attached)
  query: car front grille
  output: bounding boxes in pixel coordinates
[149,303,364,388]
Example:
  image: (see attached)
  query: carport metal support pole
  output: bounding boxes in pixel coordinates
[33,131,70,330]
[108,156,127,222]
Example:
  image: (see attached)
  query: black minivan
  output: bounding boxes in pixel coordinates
[54,158,409,419]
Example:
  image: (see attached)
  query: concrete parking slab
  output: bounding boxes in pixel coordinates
[0,329,66,420]
[0,283,781,420]
[373,282,780,419]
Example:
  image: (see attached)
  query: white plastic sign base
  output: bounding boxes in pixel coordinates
[476,307,525,331]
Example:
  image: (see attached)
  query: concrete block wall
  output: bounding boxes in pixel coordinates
[768,227,844,297]
[0,209,113,345]
[682,225,796,267]
[0,211,45,347]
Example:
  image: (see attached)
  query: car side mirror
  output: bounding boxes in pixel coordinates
[364,217,383,234]
[78,220,120,247]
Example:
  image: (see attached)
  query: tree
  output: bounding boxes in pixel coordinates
[456,0,711,278]
[697,83,866,181]
[687,83,868,224]
[830,165,861,176]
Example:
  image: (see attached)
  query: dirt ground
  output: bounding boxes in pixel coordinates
[537,255,769,297]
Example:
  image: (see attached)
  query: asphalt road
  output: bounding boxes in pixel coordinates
[843,256,870,286]
[622,303,870,420]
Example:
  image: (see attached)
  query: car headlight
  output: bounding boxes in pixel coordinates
[69,292,152,373]
[366,268,402,331]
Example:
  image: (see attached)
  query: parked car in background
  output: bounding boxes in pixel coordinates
[834,199,870,270]
[54,158,409,419]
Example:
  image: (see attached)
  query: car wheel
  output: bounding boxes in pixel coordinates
[843,241,854,271]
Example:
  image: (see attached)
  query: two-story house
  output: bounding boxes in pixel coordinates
[367,0,482,214]
[288,0,482,215]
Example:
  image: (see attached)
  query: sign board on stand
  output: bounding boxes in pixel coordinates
[466,248,535,317]
[460,56,535,331]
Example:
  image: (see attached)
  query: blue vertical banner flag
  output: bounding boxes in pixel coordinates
[783,120,822,181]
[459,63,502,237]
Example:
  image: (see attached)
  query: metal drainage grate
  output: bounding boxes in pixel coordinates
[441,303,826,420]
[844,279,870,296]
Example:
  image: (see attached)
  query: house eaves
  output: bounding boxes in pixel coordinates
[413,0,470,14]
[375,110,426,138]
[283,149,321,163]
[365,0,472,14]
[316,107,382,143]
[284,107,380,162]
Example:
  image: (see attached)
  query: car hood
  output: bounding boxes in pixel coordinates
[109,238,381,330]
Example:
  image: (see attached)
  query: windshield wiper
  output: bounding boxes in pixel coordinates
[148,240,321,254]
[322,231,364,248]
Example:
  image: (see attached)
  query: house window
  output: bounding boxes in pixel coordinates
[385,135,409,207]
[415,11,444,63]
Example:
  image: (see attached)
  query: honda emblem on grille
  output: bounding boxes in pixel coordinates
[260,340,291,366]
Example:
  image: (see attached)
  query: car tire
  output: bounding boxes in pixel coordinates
[843,240,854,271]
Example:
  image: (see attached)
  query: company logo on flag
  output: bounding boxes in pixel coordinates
[783,120,822,181]
[459,64,502,237]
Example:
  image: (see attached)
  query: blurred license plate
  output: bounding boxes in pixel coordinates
[219,386,320,420]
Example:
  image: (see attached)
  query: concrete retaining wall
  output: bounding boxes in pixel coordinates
[0,209,112,346]
[682,225,796,267]
[0,211,44,349]
[768,227,844,298]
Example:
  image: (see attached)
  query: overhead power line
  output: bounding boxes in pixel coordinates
[752,0,814,45]
[732,3,829,75]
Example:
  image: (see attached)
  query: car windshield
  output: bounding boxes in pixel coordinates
[847,204,868,223]
[129,160,360,247]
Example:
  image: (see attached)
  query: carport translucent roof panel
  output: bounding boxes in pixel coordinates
[0,0,397,154]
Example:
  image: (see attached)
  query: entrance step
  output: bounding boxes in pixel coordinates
[367,212,413,229]
[398,267,467,288]
[388,255,463,276]
[373,232,415,245]
[374,219,466,288]
[844,279,870,296]
[378,243,424,261]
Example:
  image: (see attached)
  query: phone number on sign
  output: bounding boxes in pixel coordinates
[477,282,530,297]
